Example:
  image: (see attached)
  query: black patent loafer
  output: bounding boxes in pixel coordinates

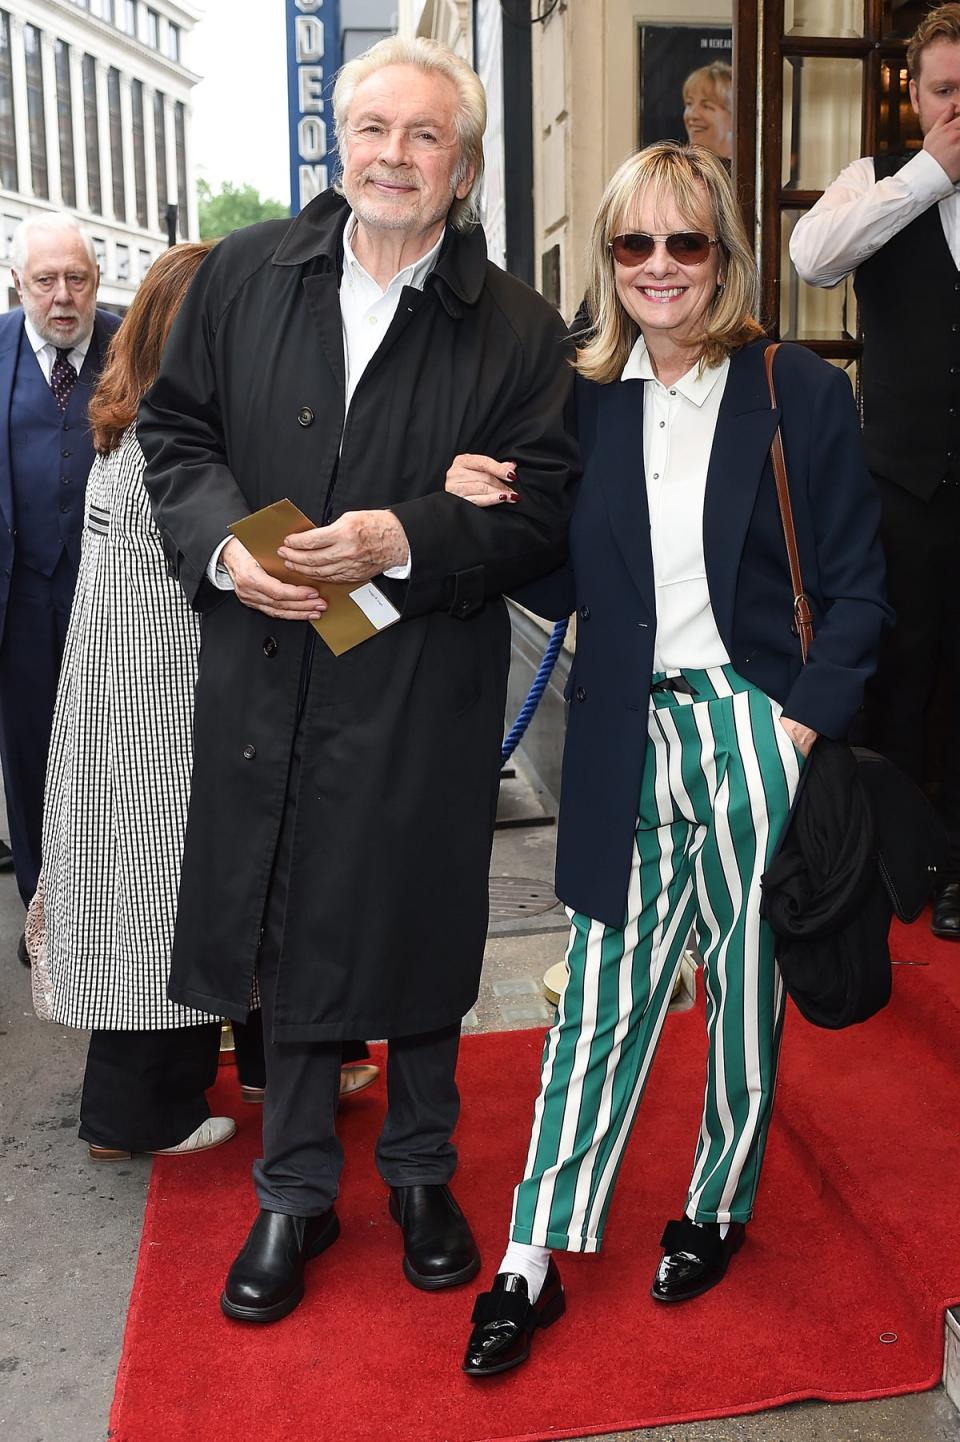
[220,1207,339,1322]
[388,1183,480,1291]
[650,1217,745,1303]
[931,881,960,941]
[462,1259,566,1377]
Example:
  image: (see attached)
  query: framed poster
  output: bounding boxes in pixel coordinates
[638,25,733,159]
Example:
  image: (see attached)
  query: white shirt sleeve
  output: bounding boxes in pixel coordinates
[382,553,412,581]
[789,151,957,287]
[206,536,236,590]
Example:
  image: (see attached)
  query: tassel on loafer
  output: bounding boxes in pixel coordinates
[462,1259,566,1377]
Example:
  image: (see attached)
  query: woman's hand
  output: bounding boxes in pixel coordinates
[779,716,818,757]
[444,454,519,508]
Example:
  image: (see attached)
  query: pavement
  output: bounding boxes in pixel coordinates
[1,766,958,1442]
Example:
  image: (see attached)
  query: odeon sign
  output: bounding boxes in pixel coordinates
[286,0,342,214]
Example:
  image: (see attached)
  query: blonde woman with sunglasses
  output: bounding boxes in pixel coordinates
[449,143,890,1376]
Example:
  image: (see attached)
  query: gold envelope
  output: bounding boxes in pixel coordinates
[228,498,400,657]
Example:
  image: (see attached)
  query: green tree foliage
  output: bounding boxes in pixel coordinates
[197,179,288,239]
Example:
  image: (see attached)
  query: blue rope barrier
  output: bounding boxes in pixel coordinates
[501,618,569,764]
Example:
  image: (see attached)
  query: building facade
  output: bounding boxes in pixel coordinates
[0,0,201,312]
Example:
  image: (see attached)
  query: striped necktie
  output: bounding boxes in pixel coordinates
[50,348,78,412]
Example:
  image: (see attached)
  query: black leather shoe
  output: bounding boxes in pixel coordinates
[650,1217,745,1303]
[17,931,29,968]
[220,1207,339,1322]
[462,1259,565,1377]
[931,881,960,941]
[388,1183,480,1290]
[0,841,14,874]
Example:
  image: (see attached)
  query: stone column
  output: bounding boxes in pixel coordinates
[68,46,89,215]
[9,17,33,199]
[39,30,61,205]
[119,72,137,228]
[142,82,160,237]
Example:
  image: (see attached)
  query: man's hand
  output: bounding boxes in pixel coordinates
[276,510,410,585]
[445,454,518,508]
[779,715,818,757]
[923,106,960,185]
[221,537,326,620]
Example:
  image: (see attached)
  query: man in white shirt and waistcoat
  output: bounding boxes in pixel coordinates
[790,2,960,940]
[0,213,119,958]
[138,36,578,1326]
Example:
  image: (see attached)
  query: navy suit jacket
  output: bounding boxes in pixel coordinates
[0,306,120,636]
[514,338,891,928]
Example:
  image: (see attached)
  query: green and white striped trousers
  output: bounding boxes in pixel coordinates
[510,664,804,1252]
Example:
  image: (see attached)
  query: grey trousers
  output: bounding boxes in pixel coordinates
[251,698,463,1216]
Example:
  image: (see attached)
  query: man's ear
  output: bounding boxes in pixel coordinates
[909,77,920,117]
[455,163,476,202]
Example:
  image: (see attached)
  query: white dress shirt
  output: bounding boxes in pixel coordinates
[622,338,731,673]
[789,149,960,287]
[23,314,91,384]
[209,213,444,589]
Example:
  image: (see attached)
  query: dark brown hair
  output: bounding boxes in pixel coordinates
[89,240,214,455]
[907,3,960,79]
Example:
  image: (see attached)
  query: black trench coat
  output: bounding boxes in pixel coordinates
[138,190,579,1041]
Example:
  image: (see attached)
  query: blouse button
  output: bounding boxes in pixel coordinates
[297,406,314,426]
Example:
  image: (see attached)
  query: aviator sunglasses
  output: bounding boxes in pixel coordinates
[608,231,720,267]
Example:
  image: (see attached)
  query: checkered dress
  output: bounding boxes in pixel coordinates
[42,425,213,1028]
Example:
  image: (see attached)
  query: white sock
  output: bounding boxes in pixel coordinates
[498,1241,551,1303]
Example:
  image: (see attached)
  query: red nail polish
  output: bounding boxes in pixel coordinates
[507,494,519,503]
[498,493,508,501]
[506,469,517,482]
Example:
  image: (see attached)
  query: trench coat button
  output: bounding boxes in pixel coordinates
[455,599,471,615]
[297,406,314,427]
[579,604,591,620]
[242,743,256,759]
[263,636,278,657]
[575,686,587,702]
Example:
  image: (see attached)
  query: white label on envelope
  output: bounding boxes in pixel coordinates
[349,583,401,631]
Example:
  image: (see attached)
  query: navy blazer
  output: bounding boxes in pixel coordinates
[515,338,891,928]
[0,306,119,633]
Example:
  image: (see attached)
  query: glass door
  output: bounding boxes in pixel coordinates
[734,0,926,367]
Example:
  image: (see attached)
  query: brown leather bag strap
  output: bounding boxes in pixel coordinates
[763,343,814,664]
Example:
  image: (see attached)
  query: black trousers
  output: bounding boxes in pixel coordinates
[251,707,461,1217]
[864,475,960,879]
[0,557,75,906]
[78,1011,266,1151]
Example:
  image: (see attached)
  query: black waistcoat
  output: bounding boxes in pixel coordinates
[854,151,960,499]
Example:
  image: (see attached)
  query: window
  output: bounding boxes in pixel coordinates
[92,234,106,270]
[116,242,130,281]
[54,41,76,208]
[147,8,159,49]
[107,66,124,220]
[0,12,17,192]
[153,89,167,218]
[82,54,101,214]
[138,246,151,279]
[123,1,137,37]
[167,22,180,63]
[24,25,48,199]
[131,79,147,227]
[90,0,114,20]
[174,101,188,238]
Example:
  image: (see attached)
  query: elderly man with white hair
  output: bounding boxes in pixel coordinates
[0,213,119,952]
[139,35,578,1323]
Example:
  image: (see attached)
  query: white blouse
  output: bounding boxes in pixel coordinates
[622,337,731,673]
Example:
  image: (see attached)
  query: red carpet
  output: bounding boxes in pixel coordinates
[109,917,960,1442]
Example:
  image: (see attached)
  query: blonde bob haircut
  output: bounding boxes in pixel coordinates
[332,35,486,232]
[576,142,763,384]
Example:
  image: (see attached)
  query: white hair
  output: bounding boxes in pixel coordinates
[332,35,486,232]
[11,212,96,273]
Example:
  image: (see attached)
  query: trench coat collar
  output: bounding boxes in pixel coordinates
[270,187,488,316]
